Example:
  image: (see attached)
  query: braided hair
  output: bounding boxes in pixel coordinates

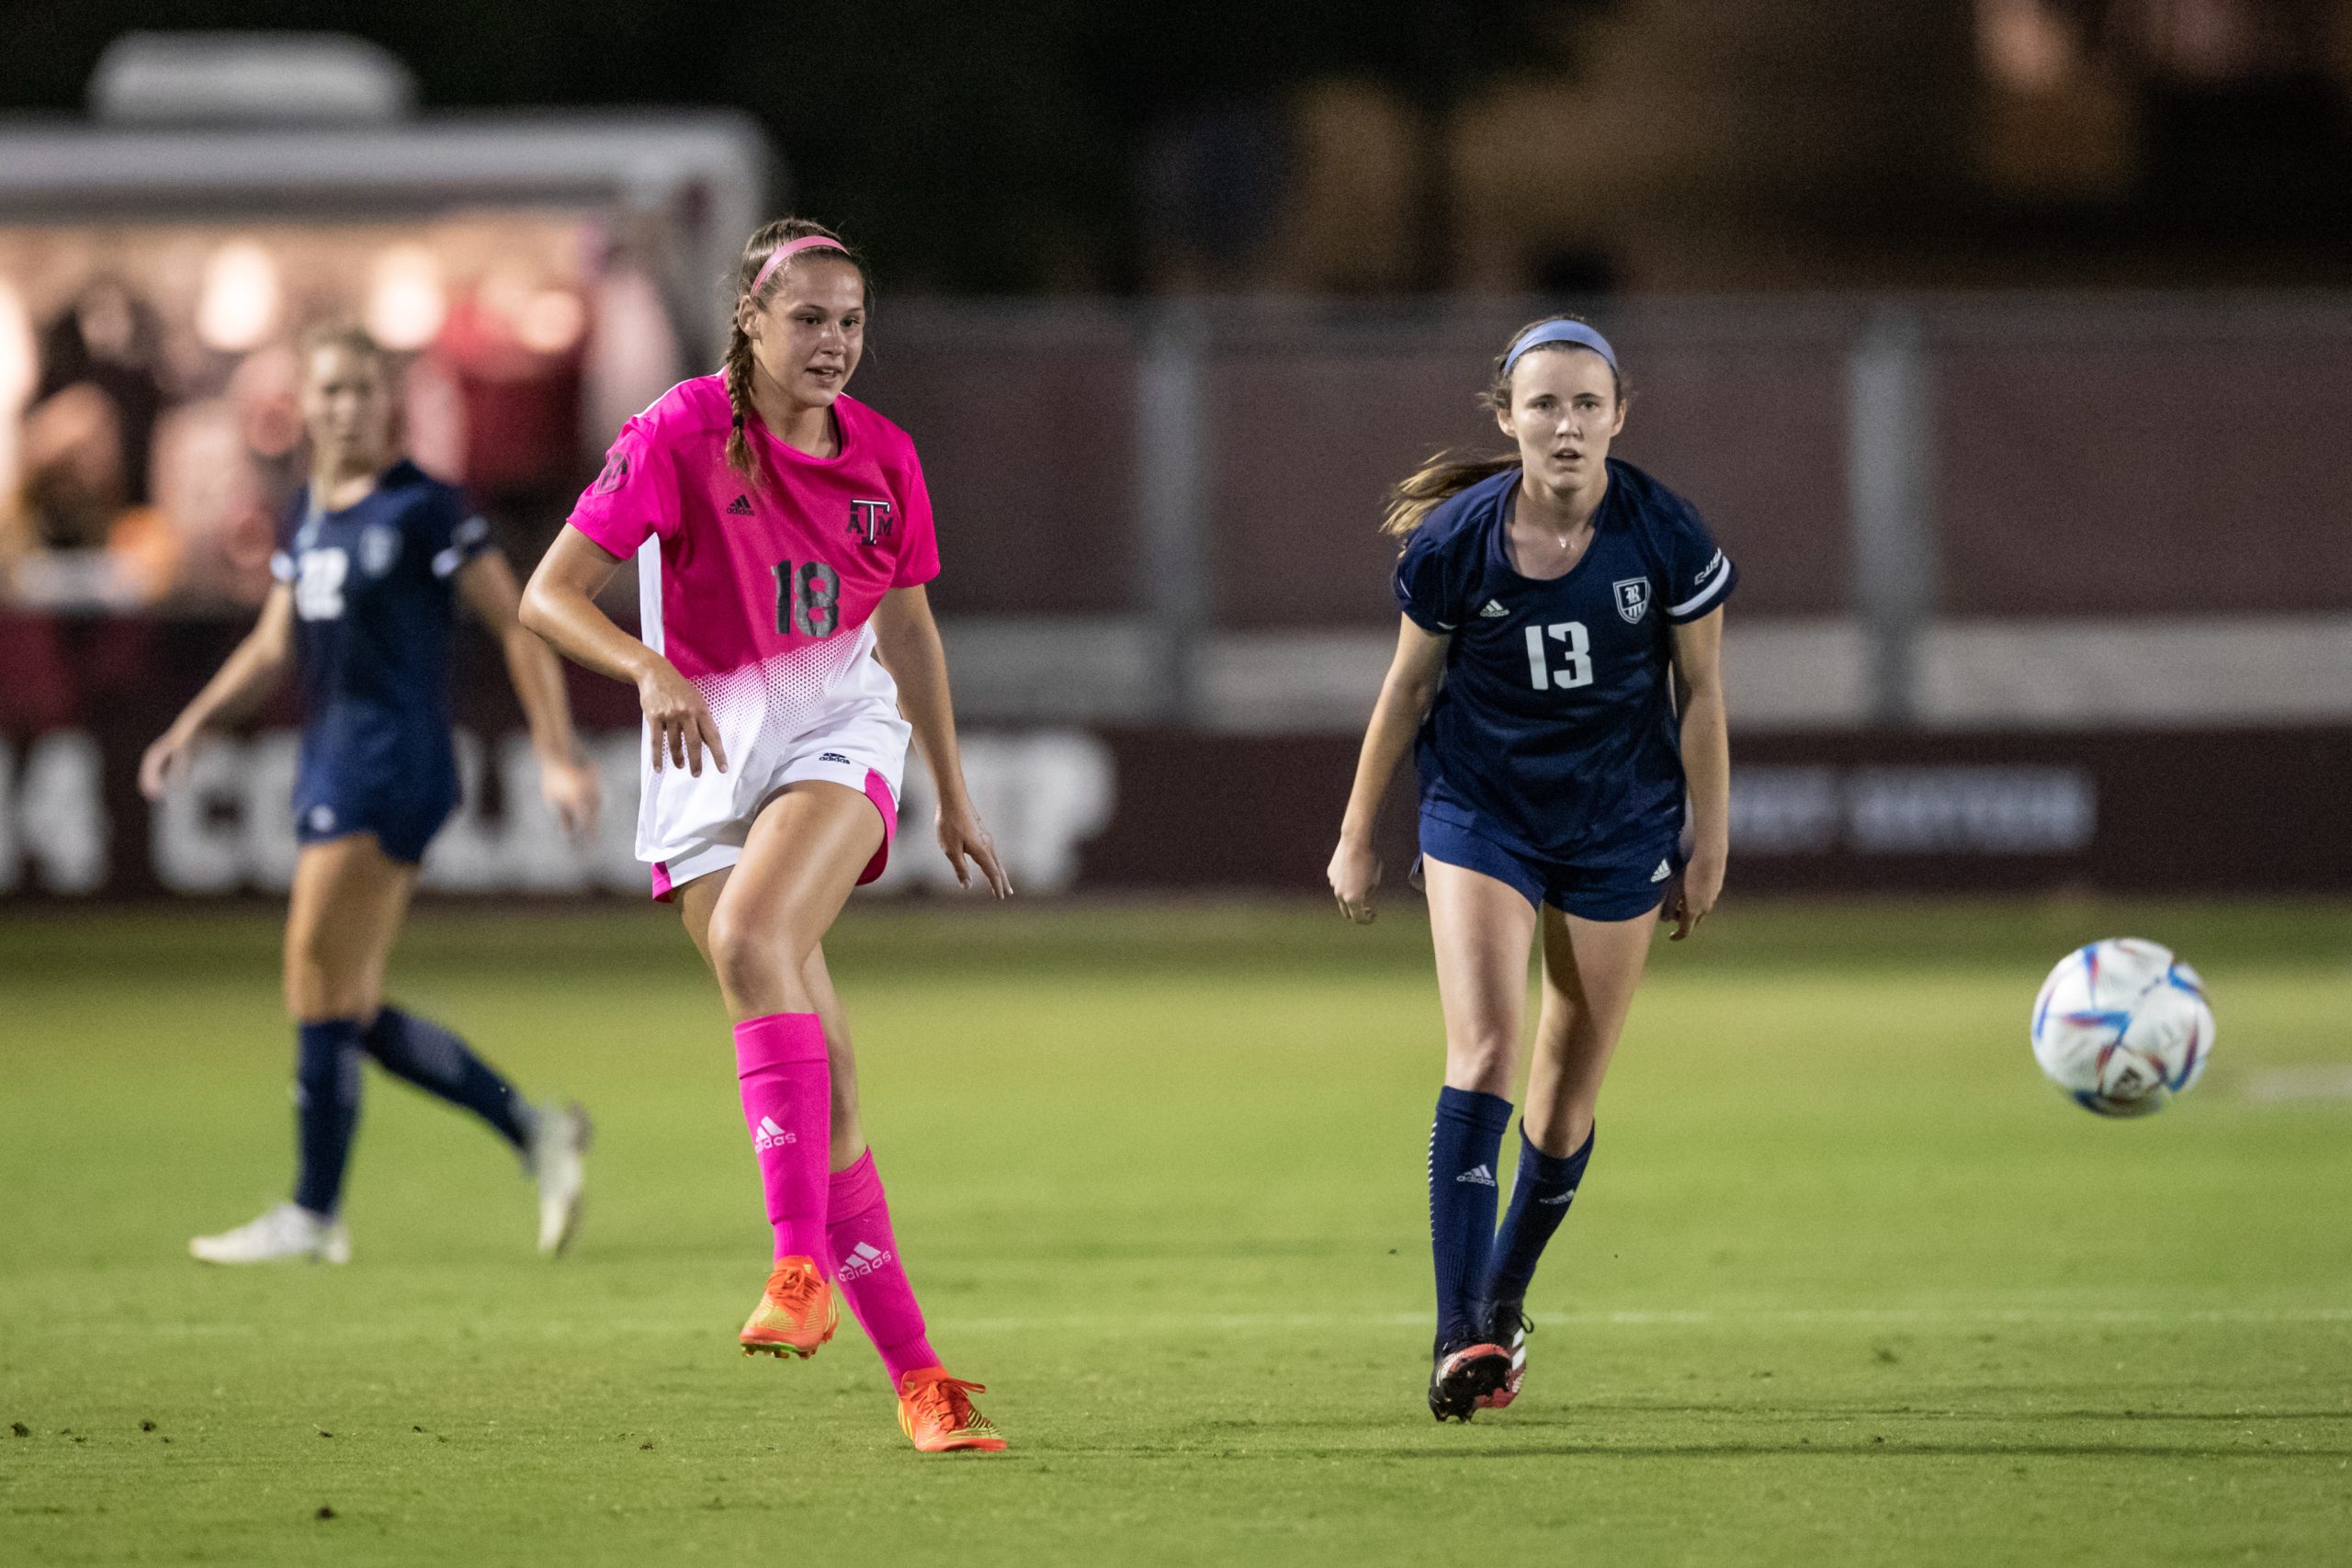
[722,217,868,486]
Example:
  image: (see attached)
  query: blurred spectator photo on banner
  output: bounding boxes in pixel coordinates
[0,218,681,615]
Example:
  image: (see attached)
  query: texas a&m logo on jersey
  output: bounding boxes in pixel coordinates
[847,499,894,547]
[1612,577,1651,625]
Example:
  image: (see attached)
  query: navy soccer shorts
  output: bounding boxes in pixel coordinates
[292,779,458,866]
[1417,806,1681,921]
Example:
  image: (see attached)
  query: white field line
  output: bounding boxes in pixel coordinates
[21,1304,2352,1340]
[2245,1066,2352,1103]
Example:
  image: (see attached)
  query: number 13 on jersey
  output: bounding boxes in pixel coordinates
[774,558,841,637]
[1525,621,1592,692]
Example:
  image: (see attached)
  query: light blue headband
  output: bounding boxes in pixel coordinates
[1502,320,1618,378]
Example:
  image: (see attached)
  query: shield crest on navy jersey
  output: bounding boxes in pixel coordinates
[359,524,401,579]
[1612,577,1650,625]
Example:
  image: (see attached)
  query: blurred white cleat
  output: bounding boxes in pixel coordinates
[189,1202,350,1265]
[529,1100,592,1257]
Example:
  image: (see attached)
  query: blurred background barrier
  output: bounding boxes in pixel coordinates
[2,616,2346,899]
[5,25,2349,902]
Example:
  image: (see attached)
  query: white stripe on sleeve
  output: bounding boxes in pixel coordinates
[1667,552,1730,618]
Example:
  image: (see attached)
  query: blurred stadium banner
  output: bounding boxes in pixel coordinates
[1,622,2346,899]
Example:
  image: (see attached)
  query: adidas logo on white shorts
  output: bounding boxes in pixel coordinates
[1455,1164,1497,1187]
[837,1240,895,1280]
[752,1115,795,1150]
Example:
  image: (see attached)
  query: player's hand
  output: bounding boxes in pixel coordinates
[637,660,725,777]
[1665,844,1725,941]
[539,754,602,839]
[139,726,200,800]
[1328,836,1382,924]
[937,792,1012,898]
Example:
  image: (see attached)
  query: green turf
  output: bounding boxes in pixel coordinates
[3,898,2348,1566]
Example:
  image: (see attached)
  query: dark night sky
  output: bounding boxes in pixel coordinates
[0,1,1590,293]
[10,5,2348,291]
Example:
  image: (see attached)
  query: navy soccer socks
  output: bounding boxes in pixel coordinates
[291,1019,366,1216]
[1483,1123,1596,1320]
[1429,1086,1514,1348]
[362,1006,536,1154]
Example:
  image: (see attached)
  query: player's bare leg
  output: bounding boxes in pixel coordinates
[1477,905,1654,1406]
[292,835,586,1258]
[193,837,410,1265]
[799,942,866,1171]
[677,827,873,1166]
[679,781,881,1020]
[682,791,1003,1443]
[1525,906,1649,1179]
[681,783,877,1360]
[1419,859,1539,1417]
[283,834,415,1022]
[1425,859,1539,1100]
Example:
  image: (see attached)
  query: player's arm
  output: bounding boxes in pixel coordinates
[139,582,298,799]
[519,525,726,778]
[1667,605,1729,941]
[1329,615,1451,924]
[870,583,1012,898]
[458,549,599,837]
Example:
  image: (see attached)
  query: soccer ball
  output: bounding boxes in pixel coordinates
[2030,938,2214,1118]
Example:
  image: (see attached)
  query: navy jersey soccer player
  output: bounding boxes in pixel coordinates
[1329,316,1735,1423]
[144,324,601,1268]
[1396,458,1734,916]
[276,458,493,862]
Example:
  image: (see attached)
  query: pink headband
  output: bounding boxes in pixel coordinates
[747,235,849,298]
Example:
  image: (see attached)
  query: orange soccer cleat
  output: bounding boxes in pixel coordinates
[896,1369,1009,1453]
[740,1256,838,1359]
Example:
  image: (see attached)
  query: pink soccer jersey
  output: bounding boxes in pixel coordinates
[566,376,939,868]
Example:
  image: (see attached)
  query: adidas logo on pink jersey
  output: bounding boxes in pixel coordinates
[726,493,754,516]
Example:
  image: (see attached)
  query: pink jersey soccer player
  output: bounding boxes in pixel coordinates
[521,218,1012,1454]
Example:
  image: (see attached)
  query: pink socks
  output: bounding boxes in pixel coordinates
[733,1013,831,1264]
[734,1014,939,1380]
[827,1150,940,1383]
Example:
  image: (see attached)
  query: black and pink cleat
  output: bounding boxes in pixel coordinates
[1428,1339,1512,1422]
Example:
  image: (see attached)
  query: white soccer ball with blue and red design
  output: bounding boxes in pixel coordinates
[2030,938,2214,1118]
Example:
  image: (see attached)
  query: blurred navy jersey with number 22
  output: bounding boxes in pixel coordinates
[268,458,494,862]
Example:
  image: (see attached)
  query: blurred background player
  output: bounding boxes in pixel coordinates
[141,322,601,1265]
[520,219,1013,1454]
[1327,317,1735,1420]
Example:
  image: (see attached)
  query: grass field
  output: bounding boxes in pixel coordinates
[3,897,2349,1566]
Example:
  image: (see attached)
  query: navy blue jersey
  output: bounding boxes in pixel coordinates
[1394,459,1735,861]
[270,460,492,815]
